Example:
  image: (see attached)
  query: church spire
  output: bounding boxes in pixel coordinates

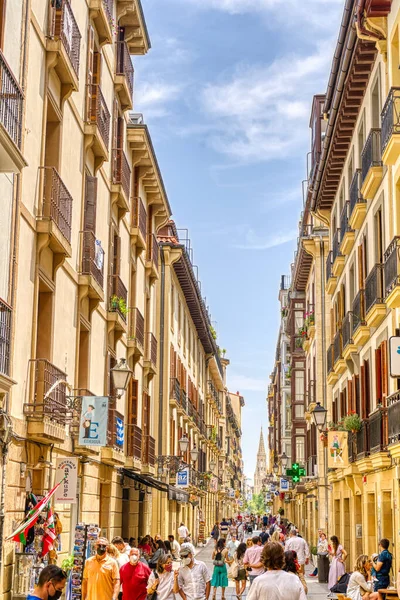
[257,428,266,457]
[253,428,267,495]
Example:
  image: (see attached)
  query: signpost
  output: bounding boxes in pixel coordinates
[389,336,400,377]
[286,463,305,483]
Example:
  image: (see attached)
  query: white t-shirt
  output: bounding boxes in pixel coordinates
[116,553,130,569]
[148,571,175,600]
[247,570,307,600]
[171,540,181,557]
[284,537,310,565]
[178,525,189,538]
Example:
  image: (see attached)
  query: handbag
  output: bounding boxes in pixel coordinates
[213,559,225,566]
[147,571,159,600]
[228,561,239,579]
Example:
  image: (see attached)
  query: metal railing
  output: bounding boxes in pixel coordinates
[361,128,382,183]
[369,407,388,454]
[112,148,131,199]
[381,87,400,153]
[49,0,81,78]
[326,250,334,282]
[110,274,128,321]
[342,312,353,350]
[280,275,291,290]
[384,236,400,296]
[147,234,159,270]
[349,169,365,220]
[181,389,187,412]
[25,359,67,424]
[86,83,111,149]
[170,378,181,404]
[352,289,366,334]
[81,230,104,288]
[127,423,142,459]
[132,197,147,240]
[40,167,73,243]
[116,40,134,99]
[107,408,124,450]
[0,50,24,149]
[69,388,94,438]
[0,299,11,376]
[340,201,352,243]
[333,330,343,364]
[356,420,369,460]
[327,344,334,374]
[128,307,144,348]
[348,431,356,463]
[145,332,157,367]
[332,228,342,263]
[365,263,385,315]
[388,391,400,444]
[142,434,156,466]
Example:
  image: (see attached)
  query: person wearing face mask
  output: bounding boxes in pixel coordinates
[82,538,120,600]
[120,548,151,600]
[147,554,178,600]
[176,544,211,600]
[27,565,67,600]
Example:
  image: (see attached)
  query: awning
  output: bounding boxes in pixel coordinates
[121,470,189,503]
[168,487,189,503]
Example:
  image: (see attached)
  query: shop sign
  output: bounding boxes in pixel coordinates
[78,396,109,447]
[55,457,78,504]
[228,488,235,498]
[389,336,400,377]
[356,524,362,538]
[209,476,218,493]
[168,488,189,503]
[280,478,289,492]
[176,467,189,488]
[327,431,349,468]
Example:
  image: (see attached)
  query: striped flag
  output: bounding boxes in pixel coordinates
[42,505,56,557]
[5,479,64,543]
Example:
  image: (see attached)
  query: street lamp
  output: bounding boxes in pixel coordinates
[111,358,133,398]
[273,463,279,475]
[190,445,199,463]
[179,434,189,454]
[312,402,328,431]
[280,452,289,468]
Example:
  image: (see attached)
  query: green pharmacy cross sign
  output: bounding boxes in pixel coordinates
[286,463,305,483]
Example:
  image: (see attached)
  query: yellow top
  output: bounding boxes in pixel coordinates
[83,554,120,600]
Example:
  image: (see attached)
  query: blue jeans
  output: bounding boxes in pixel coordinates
[374,576,390,592]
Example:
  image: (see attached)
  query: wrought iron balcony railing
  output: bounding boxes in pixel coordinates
[326,250,334,282]
[128,307,145,349]
[340,201,352,242]
[40,167,73,243]
[170,377,181,404]
[306,380,316,405]
[342,312,354,350]
[0,50,24,149]
[112,148,131,199]
[356,420,369,460]
[332,228,342,263]
[145,332,157,367]
[116,40,134,98]
[369,407,388,454]
[333,330,343,364]
[365,263,385,315]
[349,169,364,220]
[110,274,128,321]
[0,299,12,377]
[81,230,104,288]
[86,83,111,148]
[327,344,334,374]
[25,359,67,424]
[381,87,400,154]
[132,197,147,240]
[147,233,159,270]
[352,289,366,334]
[361,128,382,183]
[384,236,400,297]
[49,0,81,78]
[388,391,400,445]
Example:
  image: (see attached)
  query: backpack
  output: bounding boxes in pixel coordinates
[213,551,225,567]
[330,572,351,593]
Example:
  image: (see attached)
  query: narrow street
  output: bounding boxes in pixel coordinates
[194,536,329,600]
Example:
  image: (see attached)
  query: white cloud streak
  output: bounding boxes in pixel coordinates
[233,228,297,250]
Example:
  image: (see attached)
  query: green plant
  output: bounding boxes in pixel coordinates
[110,295,128,317]
[328,420,346,431]
[287,366,292,379]
[210,325,217,340]
[310,546,318,556]
[343,412,362,432]
[61,554,74,574]
[281,307,288,318]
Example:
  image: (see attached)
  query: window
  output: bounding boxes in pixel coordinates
[361,359,371,418]
[295,437,305,463]
[371,74,381,129]
[295,405,304,419]
[170,284,174,331]
[375,341,388,407]
[374,208,384,264]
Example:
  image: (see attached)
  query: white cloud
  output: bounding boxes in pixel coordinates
[136,82,182,106]
[233,228,297,250]
[228,374,267,393]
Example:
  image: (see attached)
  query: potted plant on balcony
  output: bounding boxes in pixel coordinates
[281,306,288,318]
[343,411,362,433]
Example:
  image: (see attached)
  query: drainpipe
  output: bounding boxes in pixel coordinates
[158,248,166,456]
[319,237,329,532]
[356,0,383,41]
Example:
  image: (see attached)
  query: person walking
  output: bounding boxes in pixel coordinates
[211,539,229,600]
[328,535,347,591]
[211,522,220,545]
[149,539,167,569]
[178,522,189,544]
[111,537,130,568]
[147,554,177,600]
[316,532,329,583]
[227,532,239,561]
[373,538,392,592]
[346,555,378,600]
[82,538,120,600]
[176,544,211,600]
[233,542,248,599]
[283,550,308,594]
[284,530,310,573]
[120,548,151,600]
[168,535,180,560]
[219,518,229,540]
[243,536,264,587]
[246,542,307,600]
[237,521,244,543]
[27,565,67,600]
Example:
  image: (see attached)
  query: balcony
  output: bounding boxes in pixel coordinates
[326,250,337,295]
[108,274,128,331]
[88,0,113,46]
[388,391,400,447]
[101,409,125,466]
[384,236,400,309]
[111,148,131,216]
[0,299,14,397]
[365,264,386,328]
[333,330,346,374]
[342,312,357,359]
[327,344,337,385]
[126,424,142,470]
[146,234,159,279]
[115,41,134,110]
[170,377,181,410]
[85,84,110,171]
[37,167,73,258]
[127,307,145,357]
[141,434,156,474]
[24,359,67,442]
[79,231,105,302]
[181,389,187,413]
[369,407,388,457]
[47,0,81,99]
[332,229,345,277]
[339,201,355,255]
[144,332,157,376]
[381,87,400,165]
[352,289,369,345]
[349,169,366,230]
[0,50,26,173]
[131,197,147,249]
[356,420,369,462]
[292,334,305,354]
[361,129,383,199]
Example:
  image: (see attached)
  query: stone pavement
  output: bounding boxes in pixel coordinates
[194,537,330,599]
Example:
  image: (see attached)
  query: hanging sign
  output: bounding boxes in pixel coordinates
[209,476,218,493]
[78,396,109,447]
[280,478,289,492]
[176,467,189,488]
[389,336,400,377]
[327,431,349,468]
[55,457,78,504]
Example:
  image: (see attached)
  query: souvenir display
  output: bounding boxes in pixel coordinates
[71,523,100,600]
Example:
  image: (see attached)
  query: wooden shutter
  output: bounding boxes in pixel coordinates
[375,347,382,404]
[93,51,101,85]
[355,374,360,415]
[113,232,121,276]
[170,345,175,378]
[360,364,366,419]
[358,244,364,288]
[365,359,370,416]
[108,353,117,397]
[84,175,97,232]
[128,379,138,425]
[381,341,388,401]
[170,418,175,454]
[142,392,150,437]
[0,0,6,50]
[348,379,353,413]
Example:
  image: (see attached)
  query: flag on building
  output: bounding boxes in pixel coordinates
[42,505,57,557]
[116,417,124,447]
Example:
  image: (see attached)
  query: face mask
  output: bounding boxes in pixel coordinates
[182,557,191,566]
[97,547,106,556]
[48,587,63,600]
[164,564,173,572]
[130,556,139,565]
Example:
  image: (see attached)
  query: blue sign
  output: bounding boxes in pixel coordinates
[176,467,189,488]
[78,396,109,446]
[116,417,124,447]
[280,478,289,492]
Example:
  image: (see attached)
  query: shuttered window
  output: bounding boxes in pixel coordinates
[361,359,370,418]
[128,379,138,425]
[375,340,388,406]
[84,175,97,232]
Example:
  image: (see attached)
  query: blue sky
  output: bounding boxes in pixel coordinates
[134,0,344,480]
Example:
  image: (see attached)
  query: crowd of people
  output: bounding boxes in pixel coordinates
[25,515,398,600]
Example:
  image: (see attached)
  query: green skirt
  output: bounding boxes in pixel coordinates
[211,565,228,588]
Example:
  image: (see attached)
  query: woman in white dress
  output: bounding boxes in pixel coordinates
[346,555,379,600]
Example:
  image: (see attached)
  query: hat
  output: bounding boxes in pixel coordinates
[180,543,192,557]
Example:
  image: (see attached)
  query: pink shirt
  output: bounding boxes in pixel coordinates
[244,545,265,576]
